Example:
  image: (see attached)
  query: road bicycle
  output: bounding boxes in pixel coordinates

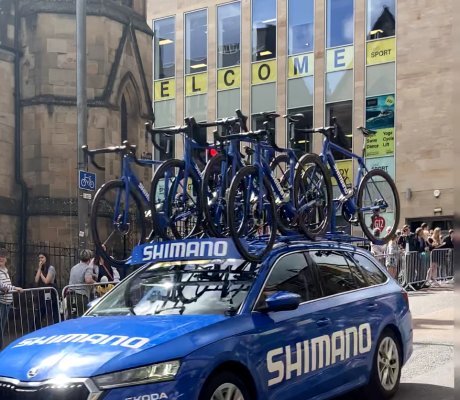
[149,115,245,240]
[83,131,174,267]
[225,114,331,262]
[296,120,400,243]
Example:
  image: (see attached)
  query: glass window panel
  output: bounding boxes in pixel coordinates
[309,251,361,295]
[252,0,277,61]
[153,133,175,161]
[287,76,314,109]
[325,70,353,103]
[352,253,388,285]
[252,114,276,132]
[185,94,207,122]
[256,253,321,308]
[326,100,353,159]
[217,2,241,68]
[217,89,241,119]
[286,107,313,154]
[326,0,354,48]
[367,0,395,40]
[185,10,208,74]
[251,83,276,114]
[153,17,175,80]
[288,0,314,55]
[154,100,175,128]
[366,63,395,97]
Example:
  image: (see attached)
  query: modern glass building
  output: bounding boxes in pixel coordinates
[148,0,454,230]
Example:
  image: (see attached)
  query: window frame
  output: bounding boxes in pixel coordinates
[252,250,322,311]
[287,0,315,57]
[348,251,389,286]
[184,8,209,75]
[153,15,176,81]
[251,0,278,62]
[325,0,355,49]
[216,1,242,70]
[366,0,396,42]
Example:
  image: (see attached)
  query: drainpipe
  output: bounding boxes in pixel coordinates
[14,1,28,287]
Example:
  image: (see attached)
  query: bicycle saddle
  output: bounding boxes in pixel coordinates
[357,126,377,137]
[284,113,305,123]
[258,111,280,121]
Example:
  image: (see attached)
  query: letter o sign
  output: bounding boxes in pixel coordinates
[258,64,270,81]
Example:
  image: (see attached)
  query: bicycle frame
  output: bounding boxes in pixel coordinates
[116,154,162,226]
[321,137,385,215]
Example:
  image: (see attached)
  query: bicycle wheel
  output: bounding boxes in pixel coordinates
[294,153,333,238]
[201,154,234,237]
[150,159,202,240]
[227,166,277,262]
[269,154,299,235]
[357,169,400,244]
[270,154,290,186]
[91,180,146,268]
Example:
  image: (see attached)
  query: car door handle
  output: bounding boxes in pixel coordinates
[316,318,331,327]
[366,303,379,312]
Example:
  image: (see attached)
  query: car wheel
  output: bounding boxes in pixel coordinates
[199,371,252,400]
[362,329,402,400]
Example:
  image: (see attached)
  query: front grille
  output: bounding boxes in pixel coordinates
[0,381,90,400]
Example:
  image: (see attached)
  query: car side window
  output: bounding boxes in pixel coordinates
[352,253,388,286]
[256,252,320,309]
[308,251,363,296]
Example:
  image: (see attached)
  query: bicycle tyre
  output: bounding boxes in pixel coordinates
[201,153,233,237]
[91,179,146,268]
[294,153,333,238]
[357,168,400,244]
[227,166,277,262]
[166,166,202,239]
[150,159,202,240]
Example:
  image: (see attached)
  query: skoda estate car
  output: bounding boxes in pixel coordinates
[0,238,412,400]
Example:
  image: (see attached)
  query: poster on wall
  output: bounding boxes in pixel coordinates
[365,127,394,157]
[365,94,395,130]
[365,155,395,180]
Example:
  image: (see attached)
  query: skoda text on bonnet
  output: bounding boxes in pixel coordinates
[0,237,412,400]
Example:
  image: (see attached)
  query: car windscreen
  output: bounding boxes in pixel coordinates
[87,259,259,316]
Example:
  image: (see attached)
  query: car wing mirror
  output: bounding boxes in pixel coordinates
[263,291,301,312]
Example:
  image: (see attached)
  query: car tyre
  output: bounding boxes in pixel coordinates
[361,328,402,400]
[199,371,252,400]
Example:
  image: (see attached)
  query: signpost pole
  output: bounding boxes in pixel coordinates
[77,0,88,252]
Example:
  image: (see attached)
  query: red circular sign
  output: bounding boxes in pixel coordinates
[374,216,386,230]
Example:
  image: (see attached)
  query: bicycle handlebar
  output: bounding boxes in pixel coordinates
[82,141,142,171]
[190,109,249,132]
[212,127,269,144]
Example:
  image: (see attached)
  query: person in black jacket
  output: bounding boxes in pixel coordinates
[438,229,454,249]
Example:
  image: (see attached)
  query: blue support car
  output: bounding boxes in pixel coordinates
[0,239,412,400]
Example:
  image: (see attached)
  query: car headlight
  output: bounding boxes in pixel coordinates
[93,360,181,389]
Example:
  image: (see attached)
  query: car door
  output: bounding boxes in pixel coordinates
[251,251,337,400]
[303,249,373,396]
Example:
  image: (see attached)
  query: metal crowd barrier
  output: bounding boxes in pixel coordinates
[373,249,454,290]
[0,287,61,349]
[0,282,118,350]
[61,281,118,321]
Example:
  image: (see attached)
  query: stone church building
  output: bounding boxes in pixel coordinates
[0,0,152,283]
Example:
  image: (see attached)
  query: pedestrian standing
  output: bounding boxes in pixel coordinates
[385,230,399,278]
[34,252,59,324]
[0,248,23,348]
[65,249,95,319]
[370,228,386,257]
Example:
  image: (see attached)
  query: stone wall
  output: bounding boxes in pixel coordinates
[17,1,152,245]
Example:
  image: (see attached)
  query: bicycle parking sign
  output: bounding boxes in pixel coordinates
[79,170,96,191]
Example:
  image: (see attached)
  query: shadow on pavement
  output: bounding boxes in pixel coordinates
[334,383,454,400]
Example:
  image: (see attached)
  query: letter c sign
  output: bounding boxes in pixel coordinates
[217,66,241,90]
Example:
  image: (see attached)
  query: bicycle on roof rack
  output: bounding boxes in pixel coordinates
[83,124,174,267]
[294,118,400,244]
[149,113,248,241]
[224,113,331,262]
